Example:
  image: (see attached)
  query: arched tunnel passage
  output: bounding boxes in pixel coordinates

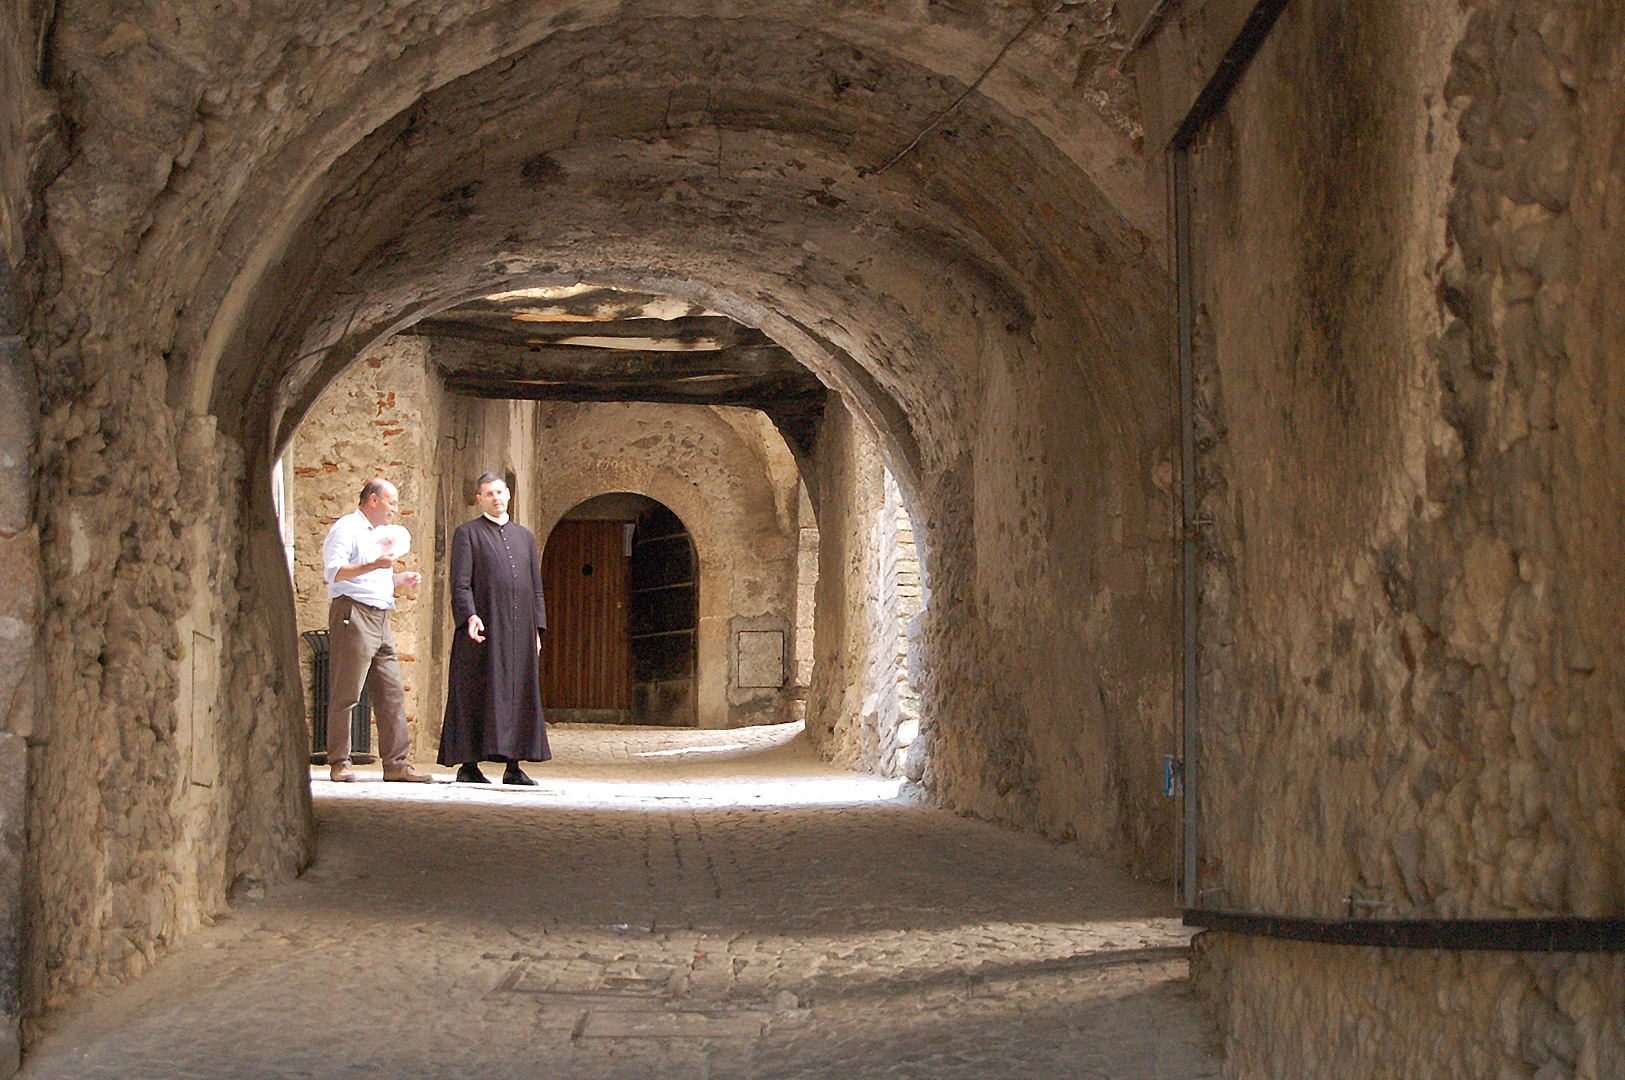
[219,15,1180,868]
[9,2,1625,1076]
[14,0,1186,1043]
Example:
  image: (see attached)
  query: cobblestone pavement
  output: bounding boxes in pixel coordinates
[22,724,1222,1079]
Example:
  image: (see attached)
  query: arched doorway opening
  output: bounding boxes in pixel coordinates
[540,494,699,727]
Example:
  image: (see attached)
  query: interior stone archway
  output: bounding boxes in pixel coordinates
[8,2,1625,1076]
[189,3,1176,886]
[531,402,809,731]
[15,0,1176,1056]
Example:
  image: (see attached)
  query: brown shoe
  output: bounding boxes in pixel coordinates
[330,763,357,783]
[383,763,433,783]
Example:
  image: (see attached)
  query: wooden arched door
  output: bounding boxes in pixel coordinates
[540,496,697,725]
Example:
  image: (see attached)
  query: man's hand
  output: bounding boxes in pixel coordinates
[333,552,397,582]
[392,570,422,588]
[467,615,486,643]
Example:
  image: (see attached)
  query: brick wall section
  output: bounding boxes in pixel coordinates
[285,336,442,764]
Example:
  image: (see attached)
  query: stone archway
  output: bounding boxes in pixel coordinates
[7,3,1625,1077]
[540,494,701,728]
[15,1,1179,1034]
[531,402,808,731]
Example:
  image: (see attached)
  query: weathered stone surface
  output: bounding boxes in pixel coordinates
[13,2,1615,1078]
[806,402,889,770]
[1197,936,1624,1080]
[805,410,923,779]
[526,400,806,730]
[0,732,24,1076]
[0,338,35,537]
[1183,0,1625,1074]
[0,530,40,742]
[7,0,1175,1052]
[735,630,786,690]
[0,5,58,274]
[24,370,311,1031]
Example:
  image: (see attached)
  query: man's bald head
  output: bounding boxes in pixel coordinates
[359,477,396,504]
[358,477,400,526]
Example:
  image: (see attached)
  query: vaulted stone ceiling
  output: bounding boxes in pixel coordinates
[15,1,1185,1020]
[148,2,1164,496]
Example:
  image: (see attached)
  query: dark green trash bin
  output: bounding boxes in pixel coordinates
[302,629,374,764]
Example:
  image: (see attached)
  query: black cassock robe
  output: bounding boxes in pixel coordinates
[437,516,552,765]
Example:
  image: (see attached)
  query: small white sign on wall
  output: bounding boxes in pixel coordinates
[736,630,785,689]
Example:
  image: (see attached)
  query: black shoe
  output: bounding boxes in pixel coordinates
[503,764,538,786]
[456,763,490,783]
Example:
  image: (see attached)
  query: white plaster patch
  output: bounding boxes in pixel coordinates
[0,617,25,641]
[69,509,91,575]
[737,630,784,688]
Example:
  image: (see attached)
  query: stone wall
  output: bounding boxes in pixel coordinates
[0,1,56,273]
[916,296,1178,872]
[26,398,311,1027]
[1195,936,1622,1079]
[284,335,443,764]
[890,473,924,776]
[525,400,804,730]
[7,0,1182,1034]
[13,46,313,1024]
[1184,0,1624,1075]
[289,357,809,741]
[0,13,48,1060]
[3,10,323,1032]
[805,400,886,764]
[804,403,921,778]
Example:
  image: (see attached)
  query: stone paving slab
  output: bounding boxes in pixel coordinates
[18,723,1221,1079]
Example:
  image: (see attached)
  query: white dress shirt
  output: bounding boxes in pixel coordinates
[323,509,396,608]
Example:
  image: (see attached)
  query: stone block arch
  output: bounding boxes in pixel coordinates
[11,0,1184,1029]
[3,1,1621,1075]
[529,402,806,730]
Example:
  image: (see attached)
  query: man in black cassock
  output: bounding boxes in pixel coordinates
[438,472,551,784]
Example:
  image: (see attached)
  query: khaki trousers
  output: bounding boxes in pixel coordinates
[326,595,410,766]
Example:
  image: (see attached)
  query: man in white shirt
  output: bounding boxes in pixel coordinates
[321,477,433,783]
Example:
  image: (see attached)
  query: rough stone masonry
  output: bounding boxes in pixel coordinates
[0,2,1618,1078]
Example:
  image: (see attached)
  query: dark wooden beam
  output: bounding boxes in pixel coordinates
[442,376,825,407]
[434,343,807,382]
[407,314,764,350]
[410,300,828,459]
